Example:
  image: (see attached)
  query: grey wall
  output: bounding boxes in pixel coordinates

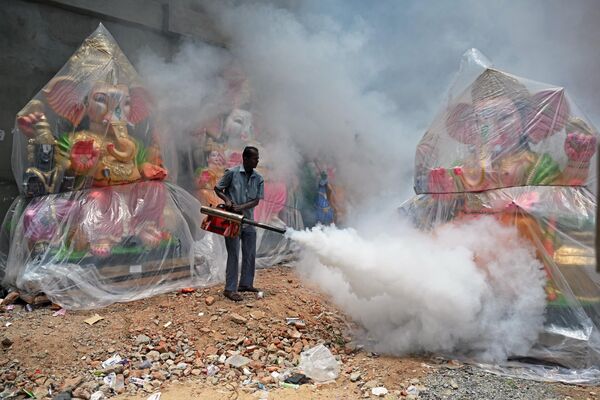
[0,0,223,218]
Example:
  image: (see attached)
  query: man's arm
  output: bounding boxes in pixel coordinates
[231,198,259,213]
[214,169,234,209]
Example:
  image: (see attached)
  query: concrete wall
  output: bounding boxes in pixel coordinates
[0,0,223,218]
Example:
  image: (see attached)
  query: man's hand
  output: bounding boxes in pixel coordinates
[231,204,243,213]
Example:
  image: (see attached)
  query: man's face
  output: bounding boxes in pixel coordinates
[243,150,259,170]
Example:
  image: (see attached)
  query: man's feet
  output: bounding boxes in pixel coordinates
[223,290,243,302]
[238,286,260,293]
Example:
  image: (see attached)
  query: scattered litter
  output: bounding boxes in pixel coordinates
[101,354,123,369]
[163,321,172,328]
[279,382,299,389]
[372,387,388,397]
[23,388,35,398]
[129,377,148,387]
[5,322,12,327]
[84,314,104,325]
[25,304,33,312]
[104,372,125,390]
[406,385,419,396]
[146,394,161,400]
[90,391,106,400]
[137,359,152,369]
[179,288,195,293]
[256,291,264,299]
[285,373,310,385]
[6,305,14,311]
[103,372,116,387]
[298,344,340,382]
[198,312,204,317]
[52,309,67,317]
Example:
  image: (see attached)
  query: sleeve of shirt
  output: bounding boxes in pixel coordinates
[215,168,233,190]
[257,176,265,200]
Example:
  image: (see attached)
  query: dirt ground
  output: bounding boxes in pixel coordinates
[0,266,596,399]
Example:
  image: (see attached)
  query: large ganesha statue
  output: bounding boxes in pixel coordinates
[12,24,171,259]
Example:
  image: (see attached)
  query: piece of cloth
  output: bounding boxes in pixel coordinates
[224,227,257,292]
[316,177,334,225]
[216,165,264,220]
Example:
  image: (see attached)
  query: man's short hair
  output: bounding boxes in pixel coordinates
[243,146,259,158]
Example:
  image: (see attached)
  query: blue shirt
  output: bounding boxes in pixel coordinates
[216,165,264,220]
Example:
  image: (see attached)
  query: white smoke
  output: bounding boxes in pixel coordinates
[289,214,547,361]
[128,0,599,362]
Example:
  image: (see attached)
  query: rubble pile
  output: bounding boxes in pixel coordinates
[0,267,430,400]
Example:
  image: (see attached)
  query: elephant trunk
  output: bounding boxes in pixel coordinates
[107,122,136,162]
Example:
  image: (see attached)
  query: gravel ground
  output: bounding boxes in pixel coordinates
[421,365,581,400]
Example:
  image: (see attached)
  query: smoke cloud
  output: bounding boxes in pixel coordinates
[288,214,547,361]
[128,0,600,361]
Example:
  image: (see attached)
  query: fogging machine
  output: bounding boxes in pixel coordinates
[201,205,287,238]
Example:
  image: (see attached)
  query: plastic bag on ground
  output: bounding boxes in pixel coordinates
[298,344,340,382]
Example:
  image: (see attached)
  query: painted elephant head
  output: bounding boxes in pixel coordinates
[43,77,153,132]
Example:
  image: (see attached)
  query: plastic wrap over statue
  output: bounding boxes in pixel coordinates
[1,24,222,309]
[403,50,600,382]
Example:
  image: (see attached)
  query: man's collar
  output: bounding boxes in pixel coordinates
[239,164,255,176]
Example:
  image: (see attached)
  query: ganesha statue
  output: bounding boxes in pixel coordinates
[406,58,600,317]
[424,69,596,197]
[12,24,171,258]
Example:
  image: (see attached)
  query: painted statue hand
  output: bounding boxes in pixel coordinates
[71,140,99,173]
[17,112,45,138]
[140,162,168,180]
[565,131,597,162]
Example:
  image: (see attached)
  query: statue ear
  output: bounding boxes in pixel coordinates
[446,103,477,144]
[526,89,569,143]
[42,77,86,126]
[128,86,154,124]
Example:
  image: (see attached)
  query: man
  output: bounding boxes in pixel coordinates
[215,146,264,301]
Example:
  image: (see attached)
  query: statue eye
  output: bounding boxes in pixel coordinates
[93,93,107,103]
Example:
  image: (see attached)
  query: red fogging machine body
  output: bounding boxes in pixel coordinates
[201,205,286,238]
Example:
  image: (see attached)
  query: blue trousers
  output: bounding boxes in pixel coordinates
[224,228,257,292]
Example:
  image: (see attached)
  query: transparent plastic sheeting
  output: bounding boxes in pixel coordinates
[0,24,230,309]
[402,50,600,383]
[2,183,226,309]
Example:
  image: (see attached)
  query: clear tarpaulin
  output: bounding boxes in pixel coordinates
[403,49,600,383]
[0,24,223,309]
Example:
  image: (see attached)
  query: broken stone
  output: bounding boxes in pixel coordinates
[62,376,84,391]
[350,372,361,382]
[136,334,151,345]
[1,292,19,306]
[372,387,388,397]
[230,313,247,324]
[146,351,160,362]
[205,296,215,306]
[225,354,251,368]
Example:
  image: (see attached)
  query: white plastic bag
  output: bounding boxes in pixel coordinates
[298,344,339,382]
